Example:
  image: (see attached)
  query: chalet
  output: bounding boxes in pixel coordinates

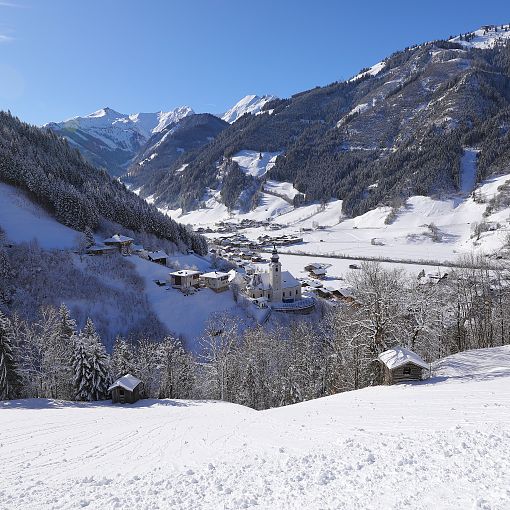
[86,244,116,255]
[378,346,430,385]
[103,234,134,255]
[169,269,201,290]
[108,373,142,404]
[147,250,168,266]
[200,271,230,292]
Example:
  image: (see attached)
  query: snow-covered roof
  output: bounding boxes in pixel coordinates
[310,267,327,275]
[378,347,429,371]
[169,269,201,277]
[148,250,168,260]
[131,244,145,252]
[86,244,116,252]
[103,234,134,243]
[108,373,142,392]
[282,271,300,288]
[200,271,229,279]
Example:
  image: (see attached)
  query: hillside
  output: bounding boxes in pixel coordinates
[45,106,193,176]
[1,346,508,509]
[135,25,510,217]
[125,114,229,190]
[0,111,207,255]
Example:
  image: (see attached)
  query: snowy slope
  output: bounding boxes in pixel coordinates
[0,182,81,249]
[46,106,194,176]
[450,24,510,49]
[222,94,276,123]
[231,150,280,177]
[1,346,509,509]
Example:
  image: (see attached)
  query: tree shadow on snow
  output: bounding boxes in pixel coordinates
[0,398,202,410]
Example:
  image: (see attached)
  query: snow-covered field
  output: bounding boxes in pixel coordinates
[1,346,509,509]
[169,164,510,265]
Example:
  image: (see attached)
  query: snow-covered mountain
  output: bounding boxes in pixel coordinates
[221,94,276,123]
[46,105,193,176]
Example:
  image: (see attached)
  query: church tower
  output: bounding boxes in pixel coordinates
[269,245,282,302]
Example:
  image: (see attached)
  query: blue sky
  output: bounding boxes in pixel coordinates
[0,0,508,125]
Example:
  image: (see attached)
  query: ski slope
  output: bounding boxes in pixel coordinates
[1,346,509,509]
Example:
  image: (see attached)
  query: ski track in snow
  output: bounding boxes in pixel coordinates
[1,347,509,509]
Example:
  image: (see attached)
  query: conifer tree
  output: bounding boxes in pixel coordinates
[0,311,20,400]
[72,318,110,401]
[111,336,134,380]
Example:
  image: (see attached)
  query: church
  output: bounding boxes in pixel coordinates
[246,246,302,303]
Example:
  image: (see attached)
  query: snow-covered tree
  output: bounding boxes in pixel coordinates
[72,318,110,401]
[0,311,20,399]
[159,336,195,399]
[111,336,135,380]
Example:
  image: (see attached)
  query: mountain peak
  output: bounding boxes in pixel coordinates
[222,94,276,124]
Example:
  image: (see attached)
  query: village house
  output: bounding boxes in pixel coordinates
[246,246,302,303]
[108,374,142,404]
[378,346,430,385]
[86,244,116,255]
[147,250,168,266]
[200,271,230,292]
[169,269,201,291]
[103,234,134,255]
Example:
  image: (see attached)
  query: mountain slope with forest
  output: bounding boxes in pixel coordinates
[0,112,207,254]
[137,25,510,216]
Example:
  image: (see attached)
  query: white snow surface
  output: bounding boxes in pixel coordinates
[450,25,510,49]
[1,346,509,509]
[108,374,141,392]
[378,346,430,370]
[0,182,80,249]
[231,150,280,177]
[222,94,276,123]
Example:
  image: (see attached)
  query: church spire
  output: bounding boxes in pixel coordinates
[271,244,279,263]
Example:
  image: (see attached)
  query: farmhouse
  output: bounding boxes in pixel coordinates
[246,246,302,303]
[147,250,168,266]
[108,374,142,404]
[103,234,134,255]
[200,271,230,292]
[378,346,430,385]
[169,269,201,290]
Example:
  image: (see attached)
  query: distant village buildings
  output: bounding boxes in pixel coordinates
[103,234,134,255]
[200,271,230,292]
[169,269,201,291]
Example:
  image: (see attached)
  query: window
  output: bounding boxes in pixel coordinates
[119,389,125,396]
[403,366,411,375]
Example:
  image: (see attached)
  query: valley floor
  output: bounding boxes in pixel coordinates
[1,347,509,509]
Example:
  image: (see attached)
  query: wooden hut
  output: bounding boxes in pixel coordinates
[378,346,430,385]
[108,374,142,404]
[147,250,168,266]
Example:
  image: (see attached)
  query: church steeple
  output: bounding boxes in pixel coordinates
[271,244,279,263]
[269,244,282,302]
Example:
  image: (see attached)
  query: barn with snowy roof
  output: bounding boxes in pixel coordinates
[108,374,142,404]
[378,346,430,385]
